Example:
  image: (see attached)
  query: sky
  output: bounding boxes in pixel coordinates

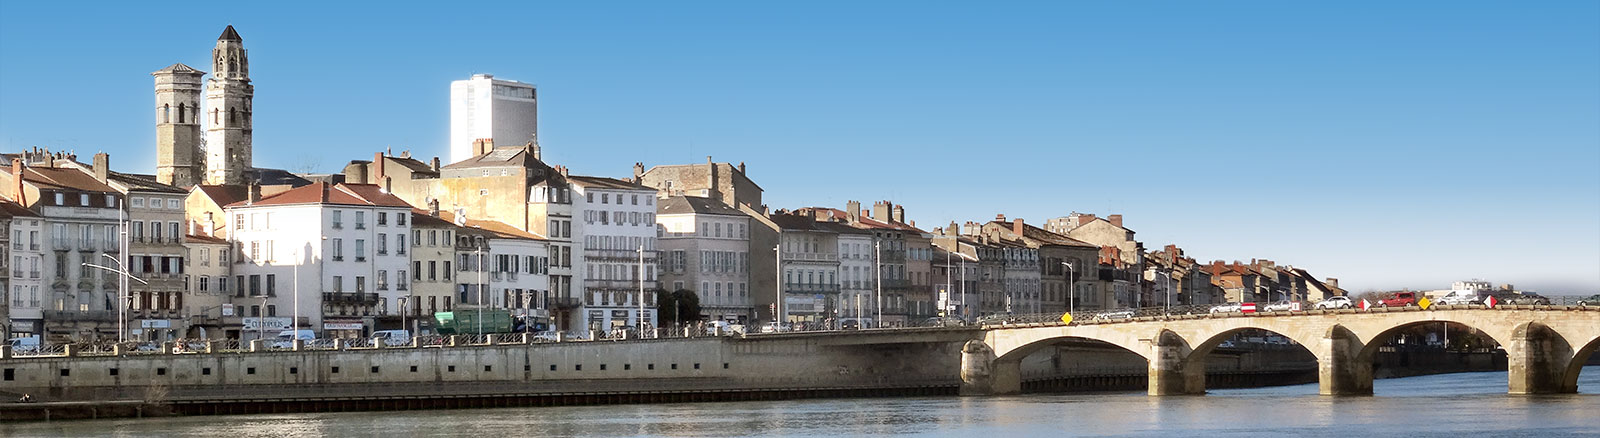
[1,2,1596,294]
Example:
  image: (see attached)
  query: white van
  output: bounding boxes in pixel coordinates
[6,336,40,353]
[372,329,411,347]
[271,330,316,348]
[1436,290,1481,306]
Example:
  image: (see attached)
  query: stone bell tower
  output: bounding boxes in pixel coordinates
[152,63,205,188]
[204,25,254,185]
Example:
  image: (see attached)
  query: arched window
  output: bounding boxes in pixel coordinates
[176,104,186,124]
[228,107,236,124]
[161,104,170,123]
[212,108,219,125]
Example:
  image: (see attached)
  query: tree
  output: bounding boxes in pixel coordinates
[656,289,703,326]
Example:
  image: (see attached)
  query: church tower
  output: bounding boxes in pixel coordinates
[204,25,254,185]
[152,63,205,188]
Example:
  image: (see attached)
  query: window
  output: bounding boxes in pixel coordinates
[378,270,388,290]
[332,238,344,261]
[266,274,276,296]
[168,199,180,209]
[332,210,343,229]
[332,276,343,292]
[235,214,244,230]
[377,233,388,255]
[397,270,408,290]
[355,211,366,229]
[378,212,388,226]
[397,234,406,255]
[355,239,366,261]
[79,193,89,206]
[397,214,406,226]
[132,197,145,208]
[356,276,366,293]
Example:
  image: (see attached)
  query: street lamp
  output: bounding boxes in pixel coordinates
[250,294,270,342]
[477,246,485,337]
[637,244,647,338]
[1062,261,1075,316]
[874,240,882,328]
[399,295,411,336]
[83,255,148,343]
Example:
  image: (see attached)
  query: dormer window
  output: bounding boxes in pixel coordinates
[54,193,64,205]
[80,194,89,206]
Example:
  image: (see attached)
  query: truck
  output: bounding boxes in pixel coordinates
[1435,290,1482,306]
[1378,291,1418,308]
[432,310,516,335]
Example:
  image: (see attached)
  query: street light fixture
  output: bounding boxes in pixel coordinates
[83,256,147,343]
[1062,261,1075,316]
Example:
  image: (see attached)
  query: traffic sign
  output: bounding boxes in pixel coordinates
[1418,297,1433,310]
[1060,313,1073,325]
[1240,302,1257,314]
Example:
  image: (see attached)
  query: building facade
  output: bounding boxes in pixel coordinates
[449,74,538,164]
[656,196,753,324]
[204,26,254,186]
[571,176,658,332]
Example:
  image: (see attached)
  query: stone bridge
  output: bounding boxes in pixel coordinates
[961,306,1600,396]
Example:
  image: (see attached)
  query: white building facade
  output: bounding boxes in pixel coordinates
[224,183,413,339]
[571,176,658,332]
[449,74,538,163]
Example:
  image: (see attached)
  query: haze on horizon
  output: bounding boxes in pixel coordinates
[0,2,1595,295]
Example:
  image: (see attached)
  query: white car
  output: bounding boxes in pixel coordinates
[1209,303,1243,314]
[1314,296,1353,309]
[1093,310,1135,320]
[1434,290,1481,306]
[1263,300,1298,312]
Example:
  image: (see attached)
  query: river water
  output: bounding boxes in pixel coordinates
[5,366,1597,437]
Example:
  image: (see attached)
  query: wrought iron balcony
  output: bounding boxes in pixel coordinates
[784,283,840,294]
[322,292,379,303]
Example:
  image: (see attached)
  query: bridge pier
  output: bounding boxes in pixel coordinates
[1507,322,1576,394]
[1148,330,1199,396]
[959,340,1020,396]
[1317,325,1371,396]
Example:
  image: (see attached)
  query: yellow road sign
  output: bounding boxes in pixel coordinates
[1419,297,1433,310]
[1061,313,1074,324]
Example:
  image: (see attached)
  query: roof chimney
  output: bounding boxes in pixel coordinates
[1012,218,1024,236]
[706,156,720,200]
[872,201,891,222]
[892,205,904,224]
[247,184,262,204]
[1109,214,1123,228]
[473,138,494,156]
[948,221,959,236]
[427,198,440,217]
[373,152,386,185]
[737,161,746,174]
[10,158,25,205]
[846,200,861,222]
[430,157,440,172]
[92,152,109,183]
[995,213,1006,222]
[528,141,541,160]
[204,212,215,237]
[633,162,644,181]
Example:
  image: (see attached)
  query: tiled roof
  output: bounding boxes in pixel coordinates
[443,147,545,170]
[152,63,205,75]
[770,214,830,232]
[184,234,229,245]
[436,211,544,240]
[108,171,187,194]
[193,185,249,207]
[409,210,457,228]
[569,175,647,190]
[225,183,415,209]
[11,167,118,193]
[658,196,742,216]
[990,220,1099,248]
[386,156,437,175]
[0,198,37,217]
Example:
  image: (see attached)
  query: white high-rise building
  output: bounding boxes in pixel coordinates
[449,74,538,163]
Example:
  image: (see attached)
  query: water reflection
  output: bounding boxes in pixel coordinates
[3,366,1595,437]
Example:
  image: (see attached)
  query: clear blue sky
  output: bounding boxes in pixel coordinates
[2,2,1596,294]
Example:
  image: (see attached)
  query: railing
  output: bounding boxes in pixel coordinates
[784,283,840,294]
[782,252,838,262]
[322,292,380,303]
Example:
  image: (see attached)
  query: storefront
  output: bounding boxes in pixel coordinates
[322,319,366,339]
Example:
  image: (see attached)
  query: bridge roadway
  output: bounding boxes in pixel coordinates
[962,305,1600,396]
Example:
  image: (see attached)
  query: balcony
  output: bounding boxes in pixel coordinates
[784,283,840,294]
[585,280,649,291]
[549,297,584,309]
[881,279,911,289]
[42,309,116,322]
[584,249,657,262]
[322,292,379,304]
[51,238,71,251]
[782,252,838,262]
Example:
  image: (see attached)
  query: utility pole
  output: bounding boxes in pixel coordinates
[874,240,882,328]
[638,244,646,338]
[774,244,784,328]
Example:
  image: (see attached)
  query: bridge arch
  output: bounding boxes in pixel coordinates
[1562,335,1600,393]
[1177,325,1320,394]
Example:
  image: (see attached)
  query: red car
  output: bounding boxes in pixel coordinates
[1378,291,1418,307]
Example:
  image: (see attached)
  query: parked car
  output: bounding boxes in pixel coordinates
[5,336,40,353]
[1209,302,1243,314]
[1508,293,1551,305]
[372,329,412,347]
[1093,310,1135,320]
[271,329,316,349]
[1434,290,1482,306]
[1580,294,1600,306]
[1314,296,1353,309]
[1263,300,1298,312]
[1377,291,1418,307]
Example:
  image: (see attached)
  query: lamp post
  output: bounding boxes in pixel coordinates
[637,244,646,338]
[399,295,410,336]
[477,246,485,337]
[1062,261,1075,316]
[83,255,147,343]
[250,295,269,342]
[774,244,783,329]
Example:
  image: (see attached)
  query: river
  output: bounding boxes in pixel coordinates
[4,366,1596,437]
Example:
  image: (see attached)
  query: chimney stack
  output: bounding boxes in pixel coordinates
[247,184,262,204]
[373,152,386,185]
[948,221,959,236]
[872,201,891,222]
[738,162,746,174]
[1109,214,1123,228]
[633,162,645,181]
[428,198,441,217]
[892,205,904,224]
[529,141,541,160]
[430,157,441,172]
[995,213,1006,222]
[846,200,861,222]
[92,152,109,183]
[473,138,494,156]
[1012,218,1024,236]
[10,158,24,205]
[204,212,215,237]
